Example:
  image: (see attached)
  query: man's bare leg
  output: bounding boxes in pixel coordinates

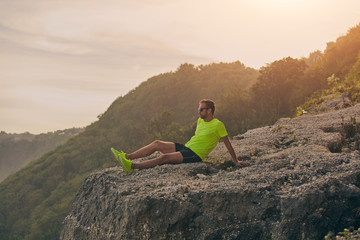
[126,140,175,160]
[131,152,183,170]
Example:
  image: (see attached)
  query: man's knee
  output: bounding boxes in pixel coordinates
[158,153,182,165]
[151,140,174,153]
[157,154,168,165]
[152,140,162,146]
[151,140,163,150]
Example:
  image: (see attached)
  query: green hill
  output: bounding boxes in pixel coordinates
[0,61,258,240]
[298,23,360,112]
[0,128,83,183]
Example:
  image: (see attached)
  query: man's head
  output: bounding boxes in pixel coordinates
[198,99,215,119]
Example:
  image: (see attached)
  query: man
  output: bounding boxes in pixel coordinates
[111,99,249,173]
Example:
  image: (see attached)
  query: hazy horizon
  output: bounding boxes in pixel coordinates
[1,0,359,134]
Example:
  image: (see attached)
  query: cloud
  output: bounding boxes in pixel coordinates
[0,3,211,133]
[0,23,211,90]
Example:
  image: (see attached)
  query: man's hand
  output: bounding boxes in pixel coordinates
[235,160,249,168]
[222,136,249,168]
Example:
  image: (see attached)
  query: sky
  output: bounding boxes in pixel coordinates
[1,0,359,134]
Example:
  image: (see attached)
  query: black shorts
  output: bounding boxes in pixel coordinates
[175,143,202,163]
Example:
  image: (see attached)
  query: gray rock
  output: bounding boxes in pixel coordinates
[308,92,352,114]
[61,104,360,240]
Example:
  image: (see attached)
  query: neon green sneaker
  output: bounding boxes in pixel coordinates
[110,148,132,173]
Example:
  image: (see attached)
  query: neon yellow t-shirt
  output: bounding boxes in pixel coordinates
[185,118,228,160]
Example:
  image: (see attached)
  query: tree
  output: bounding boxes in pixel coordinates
[251,57,306,122]
[148,111,174,139]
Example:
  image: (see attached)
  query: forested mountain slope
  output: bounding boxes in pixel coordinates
[299,24,360,113]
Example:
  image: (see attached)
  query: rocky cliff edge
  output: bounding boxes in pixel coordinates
[61,104,360,240]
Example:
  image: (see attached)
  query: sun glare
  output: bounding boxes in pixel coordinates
[259,0,307,9]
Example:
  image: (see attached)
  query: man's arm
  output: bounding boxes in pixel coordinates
[221,136,249,167]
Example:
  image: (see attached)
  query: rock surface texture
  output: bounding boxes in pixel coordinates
[61,104,360,240]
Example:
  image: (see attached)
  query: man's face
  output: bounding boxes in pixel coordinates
[198,103,209,119]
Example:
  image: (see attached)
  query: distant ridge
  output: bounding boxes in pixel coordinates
[0,128,83,182]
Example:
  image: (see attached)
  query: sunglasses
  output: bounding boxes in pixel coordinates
[198,107,209,112]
